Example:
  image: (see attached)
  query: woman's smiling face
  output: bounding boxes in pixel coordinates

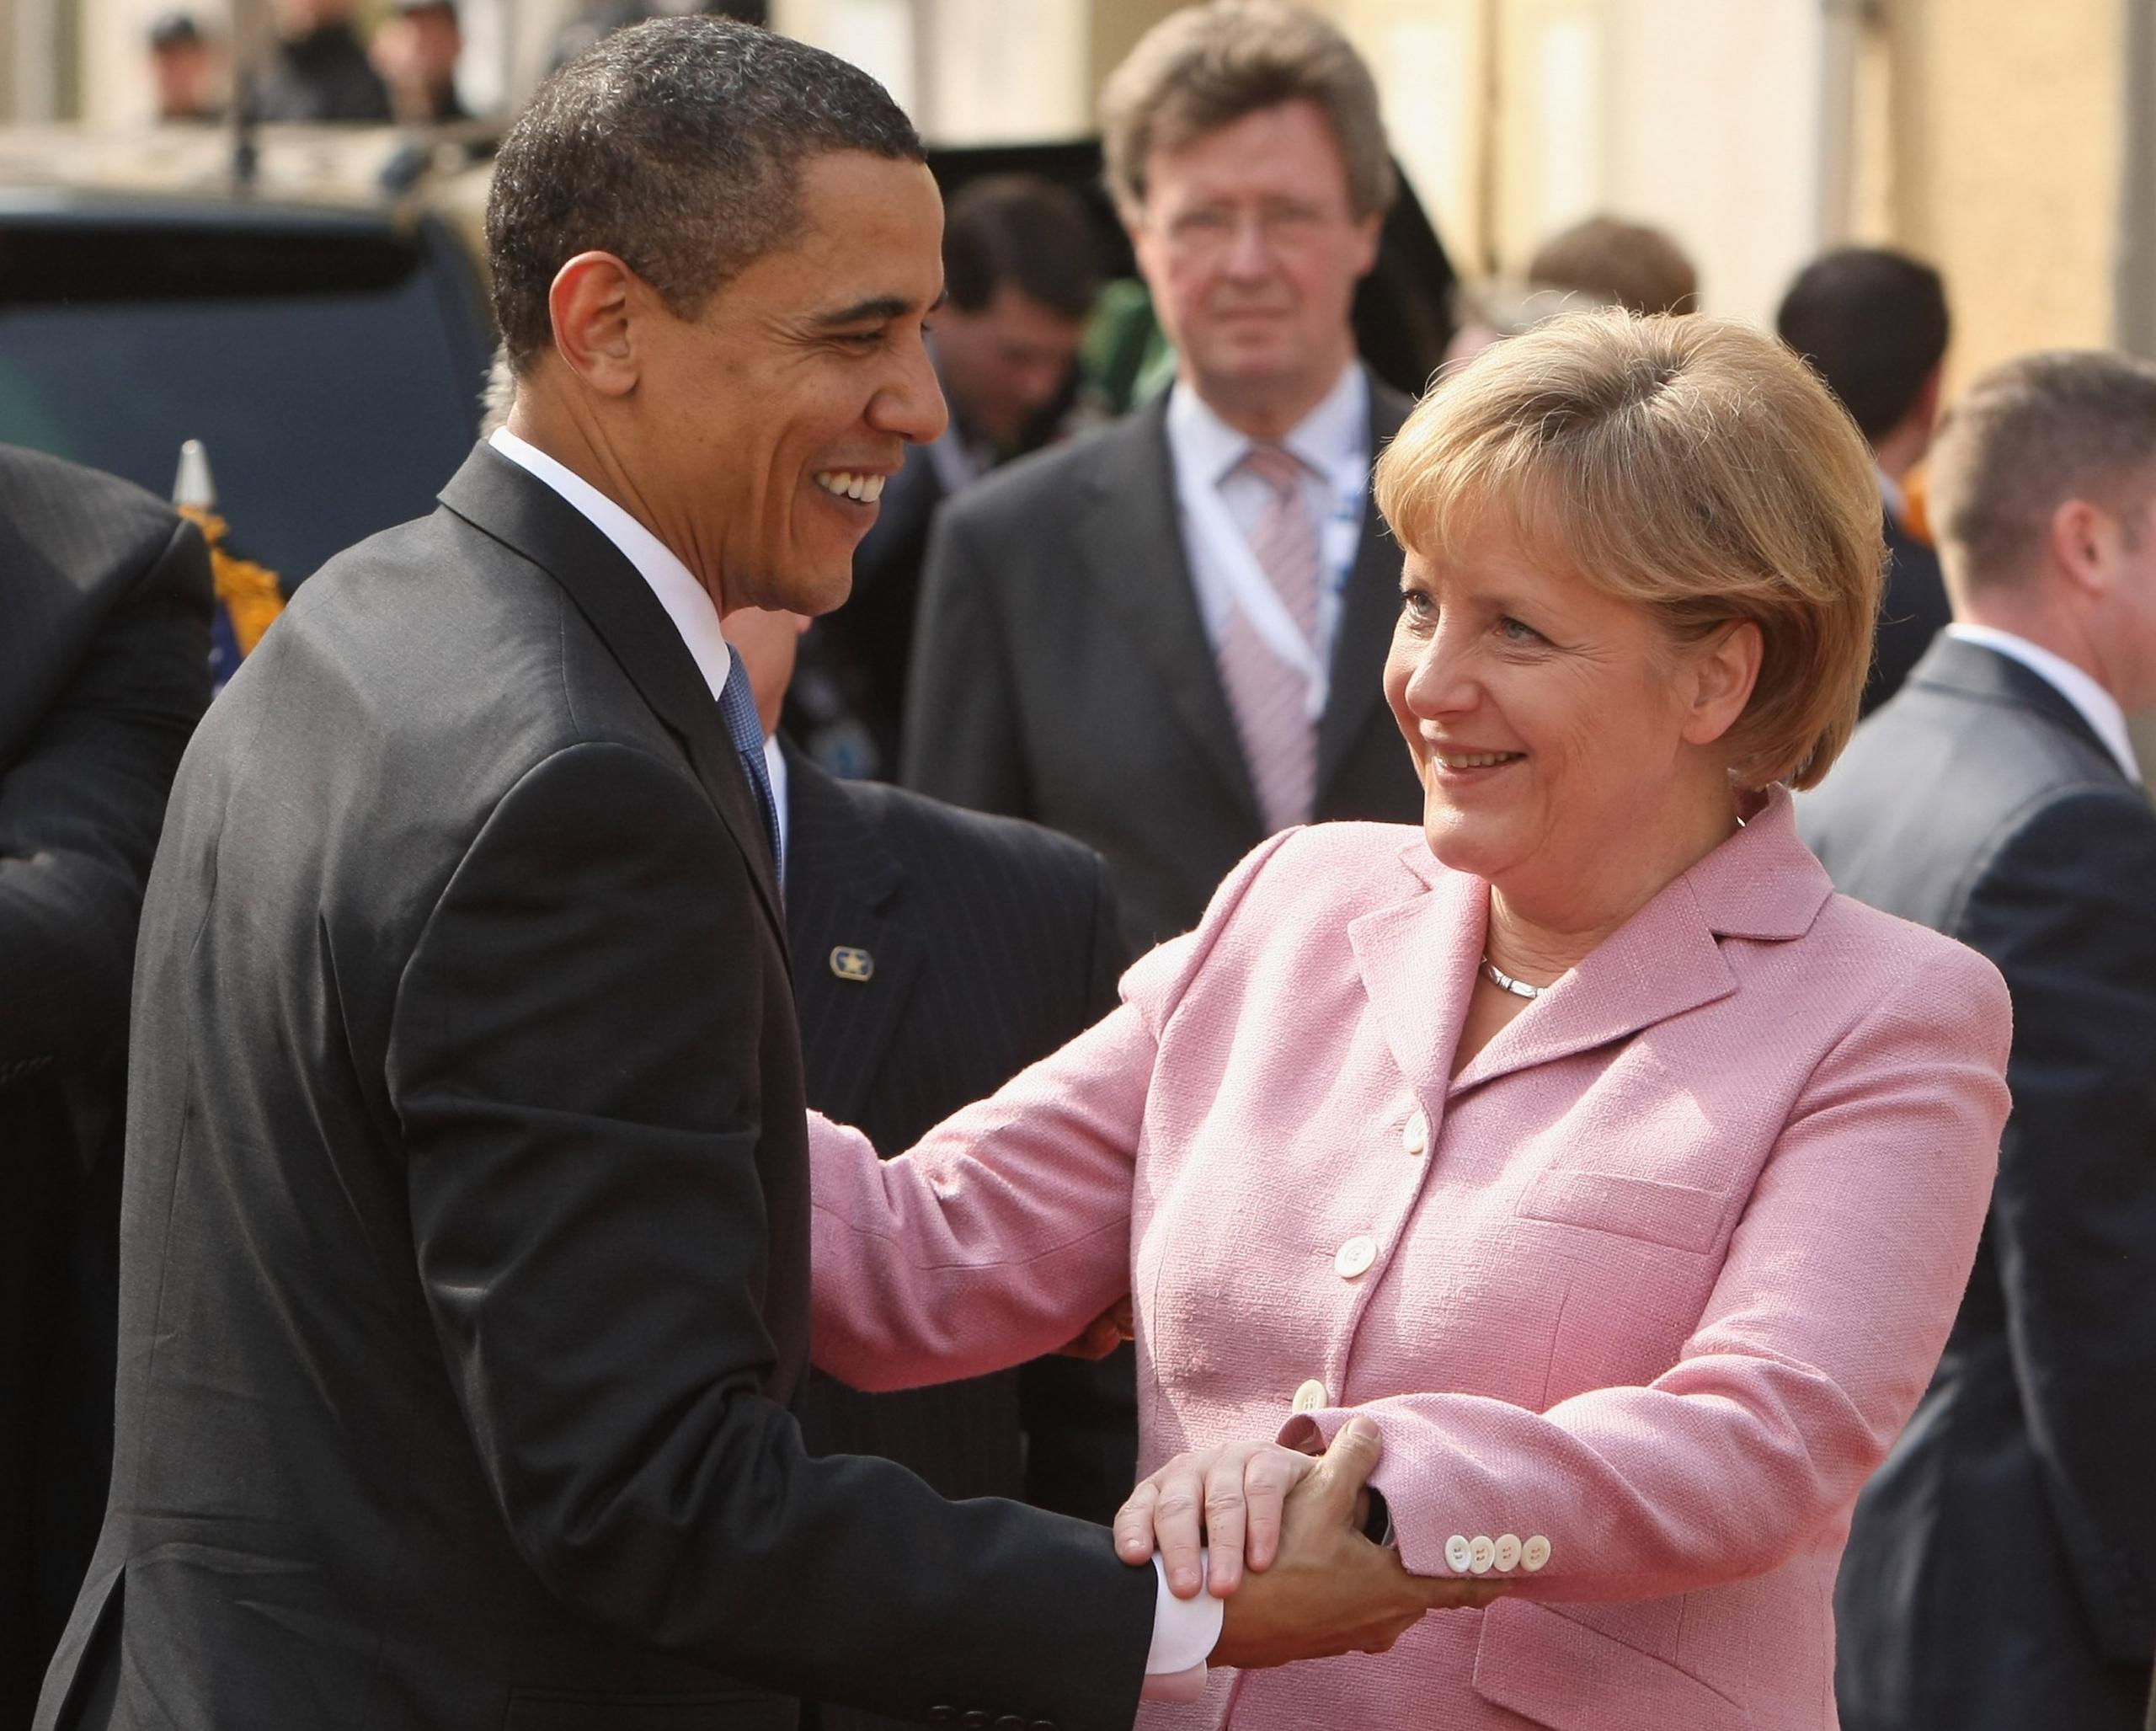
[1385,524,1731,901]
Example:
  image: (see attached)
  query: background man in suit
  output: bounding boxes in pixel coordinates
[0,446,211,1728]
[1801,350,2156,1731]
[727,606,1139,1731]
[254,0,391,122]
[903,0,1422,953]
[791,173,1101,777]
[1776,246,1954,712]
[39,21,1432,1730]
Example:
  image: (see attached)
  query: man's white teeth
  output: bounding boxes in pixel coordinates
[814,471,885,503]
[1439,752,1521,769]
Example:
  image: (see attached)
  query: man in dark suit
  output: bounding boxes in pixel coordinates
[792,175,1101,777]
[254,0,391,121]
[728,608,1139,1731]
[1801,350,2156,1731]
[903,1,1421,953]
[38,22,1436,1731]
[0,446,211,1728]
[1776,246,1953,713]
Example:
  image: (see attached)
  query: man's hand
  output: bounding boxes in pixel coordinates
[1208,1418,1506,1668]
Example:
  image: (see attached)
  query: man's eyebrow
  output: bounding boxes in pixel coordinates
[810,295,920,328]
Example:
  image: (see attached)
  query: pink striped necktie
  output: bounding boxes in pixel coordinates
[1214,441,1321,833]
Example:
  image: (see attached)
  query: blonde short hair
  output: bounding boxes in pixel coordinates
[1377,311,1882,790]
[1100,0,1394,225]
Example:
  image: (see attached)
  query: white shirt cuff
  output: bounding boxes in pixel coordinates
[1142,1554,1224,1701]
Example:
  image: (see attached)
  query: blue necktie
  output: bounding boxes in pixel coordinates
[718,649,783,885]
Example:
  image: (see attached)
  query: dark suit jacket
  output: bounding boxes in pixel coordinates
[782,750,1140,1731]
[1799,634,2156,1731]
[0,446,211,1728]
[35,446,1154,1731]
[1860,511,1951,715]
[900,375,1422,953]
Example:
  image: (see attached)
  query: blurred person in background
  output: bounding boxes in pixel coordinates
[1777,247,1952,713]
[1,446,211,1727]
[1528,214,1699,317]
[794,173,1101,776]
[147,13,222,124]
[904,0,1422,954]
[1802,350,2156,1731]
[1444,213,1697,368]
[371,0,467,125]
[726,606,1140,1731]
[255,0,390,124]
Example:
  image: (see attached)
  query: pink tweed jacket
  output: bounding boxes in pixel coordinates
[808,787,2011,1730]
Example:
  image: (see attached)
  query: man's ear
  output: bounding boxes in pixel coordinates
[1681,620,1764,750]
[2048,497,2111,599]
[547,251,646,398]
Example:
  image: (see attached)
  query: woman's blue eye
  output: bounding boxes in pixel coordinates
[1499,616,1543,644]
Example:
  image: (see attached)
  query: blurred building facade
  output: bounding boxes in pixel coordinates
[0,0,2143,391]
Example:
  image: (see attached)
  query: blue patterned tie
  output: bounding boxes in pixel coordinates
[718,648,783,885]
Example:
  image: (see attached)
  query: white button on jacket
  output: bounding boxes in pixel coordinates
[1335,1236,1378,1279]
[1290,1379,1328,1414]
[1522,1535,1551,1572]
[1401,1109,1429,1157]
[1444,1535,1473,1573]
[1493,1533,1522,1572]
[1468,1536,1496,1574]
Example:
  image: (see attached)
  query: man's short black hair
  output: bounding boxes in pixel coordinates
[942,174,1102,323]
[487,16,923,371]
[1775,247,1951,444]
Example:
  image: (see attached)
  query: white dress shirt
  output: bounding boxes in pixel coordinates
[1166,361,1372,673]
[485,427,1225,1694]
[1944,622,2143,782]
[488,428,737,703]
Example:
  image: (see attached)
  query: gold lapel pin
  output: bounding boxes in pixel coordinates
[829,946,875,983]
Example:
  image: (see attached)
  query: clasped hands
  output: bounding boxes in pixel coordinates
[1108,1419,1509,1669]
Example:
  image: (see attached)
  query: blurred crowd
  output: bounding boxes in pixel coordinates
[5,3,2155,1729]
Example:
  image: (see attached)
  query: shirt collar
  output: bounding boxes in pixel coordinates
[1166,361,1369,491]
[488,427,734,704]
[1944,622,2143,781]
[1875,462,1908,529]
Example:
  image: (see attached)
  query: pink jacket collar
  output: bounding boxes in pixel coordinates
[1347,785,1833,1098]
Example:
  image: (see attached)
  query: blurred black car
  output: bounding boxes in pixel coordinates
[0,129,494,588]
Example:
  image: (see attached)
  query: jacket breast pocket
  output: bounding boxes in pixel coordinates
[1516,1167,1727,1256]
[504,1687,796,1731]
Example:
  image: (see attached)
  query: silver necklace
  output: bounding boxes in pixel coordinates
[1479,955,1545,999]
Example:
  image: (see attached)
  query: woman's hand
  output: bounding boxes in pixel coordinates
[1054,1296,1134,1361]
[1114,1432,1320,1597]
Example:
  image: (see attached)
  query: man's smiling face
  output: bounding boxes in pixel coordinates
[632,149,949,617]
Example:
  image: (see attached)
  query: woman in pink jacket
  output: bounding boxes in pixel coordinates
[808,311,2011,1730]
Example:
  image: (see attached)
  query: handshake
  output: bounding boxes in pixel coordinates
[1110,1417,1509,1670]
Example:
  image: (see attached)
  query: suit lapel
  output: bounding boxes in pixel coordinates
[1317,378,1413,799]
[436,443,787,940]
[1911,634,2134,784]
[1075,402,1264,830]
[782,748,924,1127]
[1348,846,1484,1109]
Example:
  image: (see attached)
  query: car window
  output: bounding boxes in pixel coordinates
[0,221,483,585]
